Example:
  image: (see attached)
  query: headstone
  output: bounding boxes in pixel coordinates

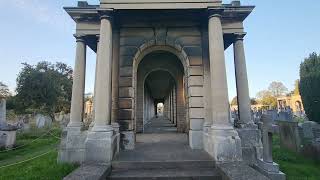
[0,99,18,149]
[35,114,52,128]
[266,110,278,121]
[300,121,317,139]
[255,114,286,180]
[278,112,293,121]
[277,121,301,152]
[0,99,6,126]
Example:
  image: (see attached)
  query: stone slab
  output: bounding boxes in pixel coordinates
[63,163,111,180]
[217,162,269,180]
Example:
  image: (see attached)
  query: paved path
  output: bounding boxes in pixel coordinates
[144,116,177,133]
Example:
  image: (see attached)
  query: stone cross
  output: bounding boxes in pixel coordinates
[261,114,279,163]
[256,114,285,180]
[0,99,6,125]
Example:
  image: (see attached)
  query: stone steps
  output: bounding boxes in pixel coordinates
[108,160,221,180]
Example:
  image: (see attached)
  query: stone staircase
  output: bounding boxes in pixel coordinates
[107,160,222,179]
[107,133,222,180]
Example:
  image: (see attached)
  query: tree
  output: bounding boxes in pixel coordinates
[299,52,320,123]
[14,61,73,118]
[268,81,288,97]
[250,98,258,105]
[231,96,238,106]
[293,79,300,95]
[256,90,277,109]
[0,82,10,99]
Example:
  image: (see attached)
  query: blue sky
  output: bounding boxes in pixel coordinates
[0,0,319,100]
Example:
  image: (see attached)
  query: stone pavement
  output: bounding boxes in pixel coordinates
[144,116,177,133]
[109,133,220,179]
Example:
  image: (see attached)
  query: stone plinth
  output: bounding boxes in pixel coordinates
[0,128,17,149]
[205,126,242,162]
[85,129,119,163]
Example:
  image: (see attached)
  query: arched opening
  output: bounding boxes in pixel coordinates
[135,50,186,134]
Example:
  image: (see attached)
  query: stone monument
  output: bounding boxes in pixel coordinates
[0,99,18,149]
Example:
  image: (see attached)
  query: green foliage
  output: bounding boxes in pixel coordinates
[256,90,277,109]
[268,81,288,97]
[299,52,320,123]
[0,125,77,179]
[14,61,73,118]
[273,135,320,180]
[293,79,300,95]
[231,96,237,106]
[0,81,10,99]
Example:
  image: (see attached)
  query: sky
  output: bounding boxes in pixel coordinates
[0,0,319,100]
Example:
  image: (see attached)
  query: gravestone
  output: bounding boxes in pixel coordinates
[300,121,317,139]
[266,110,278,121]
[278,112,293,121]
[35,114,52,128]
[0,99,18,148]
[277,121,301,152]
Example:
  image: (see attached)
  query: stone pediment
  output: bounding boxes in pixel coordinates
[100,0,222,9]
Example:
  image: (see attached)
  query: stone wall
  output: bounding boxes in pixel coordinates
[117,26,205,134]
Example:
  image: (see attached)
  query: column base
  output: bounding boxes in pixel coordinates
[204,124,242,162]
[189,130,203,149]
[85,126,120,164]
[236,124,263,164]
[120,131,135,150]
[253,159,286,180]
[58,126,87,164]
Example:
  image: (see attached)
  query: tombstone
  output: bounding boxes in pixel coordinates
[0,99,18,149]
[35,114,52,128]
[278,112,293,121]
[254,114,286,180]
[266,110,278,121]
[299,121,317,139]
[277,121,301,152]
[0,99,6,126]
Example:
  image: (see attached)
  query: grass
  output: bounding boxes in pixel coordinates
[272,135,320,180]
[0,124,78,180]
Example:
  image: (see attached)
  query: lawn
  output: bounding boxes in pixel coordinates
[273,135,320,180]
[0,125,78,180]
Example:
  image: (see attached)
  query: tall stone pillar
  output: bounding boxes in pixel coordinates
[0,99,6,125]
[85,11,119,163]
[92,14,113,131]
[68,35,86,129]
[233,33,262,164]
[60,35,87,163]
[111,29,119,124]
[233,33,253,125]
[206,12,242,162]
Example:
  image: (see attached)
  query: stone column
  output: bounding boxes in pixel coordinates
[234,33,253,125]
[85,11,119,163]
[60,35,87,164]
[92,14,113,132]
[0,99,6,125]
[208,14,231,128]
[111,29,120,124]
[233,34,262,164]
[68,35,86,129]
[206,12,242,161]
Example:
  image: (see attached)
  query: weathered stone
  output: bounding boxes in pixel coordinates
[35,114,52,128]
[277,121,301,152]
[120,131,135,150]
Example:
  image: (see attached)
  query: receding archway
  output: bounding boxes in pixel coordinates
[135,50,186,133]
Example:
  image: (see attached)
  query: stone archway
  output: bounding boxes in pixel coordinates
[134,50,187,133]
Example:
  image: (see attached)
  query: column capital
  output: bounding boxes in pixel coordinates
[234,32,247,41]
[96,34,100,42]
[98,9,114,20]
[73,34,86,43]
[207,8,224,19]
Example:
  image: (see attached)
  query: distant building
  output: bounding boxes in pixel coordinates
[277,94,304,115]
